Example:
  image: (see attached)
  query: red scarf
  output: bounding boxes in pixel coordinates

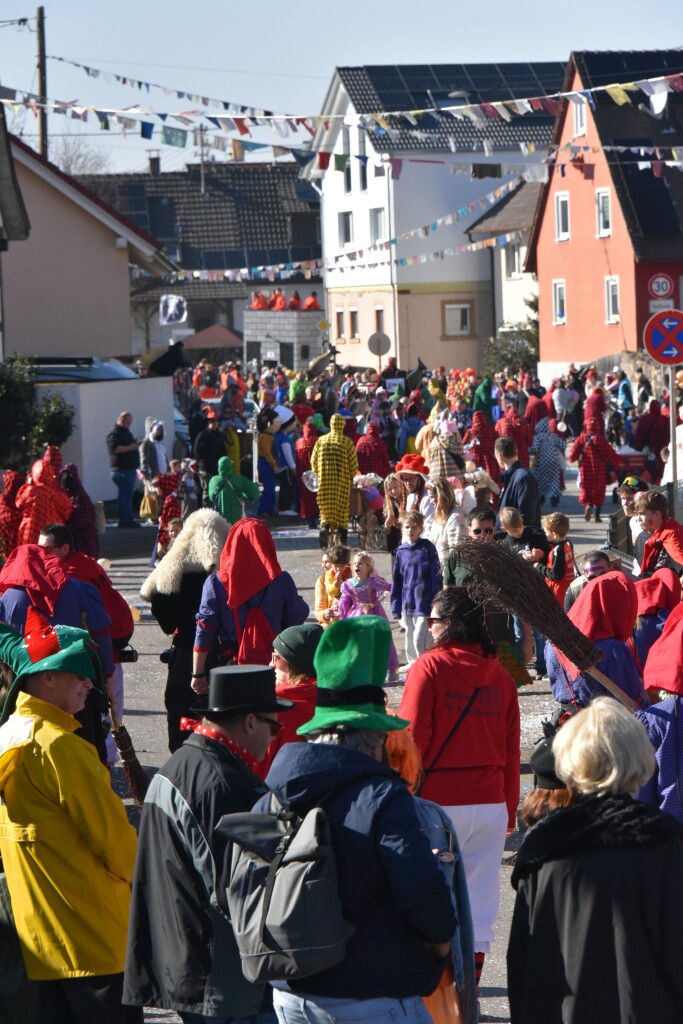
[180,717,257,770]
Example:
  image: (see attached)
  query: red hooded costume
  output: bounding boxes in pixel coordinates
[294,423,320,520]
[463,410,500,483]
[16,461,73,546]
[495,406,534,468]
[0,471,24,558]
[356,423,392,478]
[569,418,622,507]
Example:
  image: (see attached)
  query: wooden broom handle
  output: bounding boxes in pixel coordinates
[585,667,640,713]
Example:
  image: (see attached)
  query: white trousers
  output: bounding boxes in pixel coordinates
[104,662,124,766]
[443,802,508,954]
[404,614,429,665]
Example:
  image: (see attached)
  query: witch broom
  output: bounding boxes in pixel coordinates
[454,540,639,712]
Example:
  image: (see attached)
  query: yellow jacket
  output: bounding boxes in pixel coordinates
[0,692,137,979]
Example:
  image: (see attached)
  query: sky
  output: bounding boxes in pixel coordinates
[0,0,681,173]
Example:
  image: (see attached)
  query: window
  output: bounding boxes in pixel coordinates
[375,306,384,333]
[555,193,570,241]
[573,100,587,137]
[605,276,620,323]
[338,212,353,247]
[552,280,566,324]
[349,308,359,338]
[443,303,471,337]
[596,188,611,237]
[505,242,522,278]
[369,208,385,245]
[342,129,352,193]
[358,132,368,191]
[335,308,345,339]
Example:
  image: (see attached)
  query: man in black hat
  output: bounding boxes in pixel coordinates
[123,666,293,1022]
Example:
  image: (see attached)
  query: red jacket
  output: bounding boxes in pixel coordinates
[256,677,317,778]
[641,517,683,575]
[399,641,520,827]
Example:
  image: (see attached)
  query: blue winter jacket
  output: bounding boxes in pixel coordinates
[262,742,456,1000]
[498,460,541,529]
[633,610,670,672]
[637,696,683,824]
[390,538,442,618]
[546,637,643,708]
[194,572,308,656]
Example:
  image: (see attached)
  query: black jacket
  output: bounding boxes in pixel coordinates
[193,428,227,475]
[264,742,456,1001]
[123,734,268,1016]
[106,424,140,470]
[507,793,683,1024]
[498,461,541,528]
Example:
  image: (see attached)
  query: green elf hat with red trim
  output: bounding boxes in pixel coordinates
[0,608,99,724]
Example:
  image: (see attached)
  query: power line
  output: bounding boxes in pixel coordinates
[53,55,328,80]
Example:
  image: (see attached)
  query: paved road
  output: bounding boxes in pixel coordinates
[107,469,614,1022]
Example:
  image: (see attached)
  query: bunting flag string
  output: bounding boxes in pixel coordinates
[161,228,523,286]
[46,54,683,133]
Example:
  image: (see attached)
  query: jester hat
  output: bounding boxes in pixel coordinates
[0,608,99,724]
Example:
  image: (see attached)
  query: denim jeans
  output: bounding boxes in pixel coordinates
[273,989,432,1024]
[180,1012,276,1024]
[111,468,137,525]
[258,458,276,515]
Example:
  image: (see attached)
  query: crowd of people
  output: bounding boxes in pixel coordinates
[2,354,683,1024]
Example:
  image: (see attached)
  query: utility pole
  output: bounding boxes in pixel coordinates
[37,5,47,158]
[199,125,207,195]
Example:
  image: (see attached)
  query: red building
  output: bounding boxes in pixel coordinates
[526,50,683,379]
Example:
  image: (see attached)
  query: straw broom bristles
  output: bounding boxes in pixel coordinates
[455,539,602,669]
[454,540,640,710]
[107,694,150,807]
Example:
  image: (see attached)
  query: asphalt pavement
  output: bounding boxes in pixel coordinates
[107,468,615,1023]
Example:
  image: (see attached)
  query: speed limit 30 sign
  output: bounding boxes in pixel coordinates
[649,274,674,300]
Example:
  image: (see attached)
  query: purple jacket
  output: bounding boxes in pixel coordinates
[0,579,114,676]
[390,538,442,618]
[637,695,683,824]
[194,571,309,654]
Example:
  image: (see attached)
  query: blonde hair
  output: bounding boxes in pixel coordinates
[553,698,655,797]
[353,550,375,572]
[430,477,456,524]
[383,472,407,528]
[542,512,570,538]
[499,506,522,529]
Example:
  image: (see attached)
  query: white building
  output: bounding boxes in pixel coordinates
[304,63,564,371]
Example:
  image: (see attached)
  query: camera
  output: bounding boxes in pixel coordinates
[159,647,175,665]
[118,646,138,663]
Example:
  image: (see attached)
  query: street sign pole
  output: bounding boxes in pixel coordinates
[670,365,677,520]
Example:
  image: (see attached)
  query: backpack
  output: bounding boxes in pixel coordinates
[234,602,275,666]
[216,790,355,983]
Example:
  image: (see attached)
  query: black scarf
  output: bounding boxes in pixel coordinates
[512,793,683,889]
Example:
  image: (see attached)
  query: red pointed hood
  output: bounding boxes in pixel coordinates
[218,517,282,609]
[644,601,683,693]
[0,544,69,615]
[568,571,637,643]
[635,569,681,616]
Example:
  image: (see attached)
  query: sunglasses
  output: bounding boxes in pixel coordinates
[471,527,494,535]
[427,616,444,627]
[255,715,282,736]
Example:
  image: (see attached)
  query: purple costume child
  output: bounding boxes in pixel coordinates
[338,571,399,677]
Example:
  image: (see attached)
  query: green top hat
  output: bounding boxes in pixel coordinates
[297,616,409,735]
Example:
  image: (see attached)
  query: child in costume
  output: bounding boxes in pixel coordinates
[338,550,399,682]
[324,545,352,621]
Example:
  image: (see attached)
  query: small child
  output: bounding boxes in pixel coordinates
[616,477,649,570]
[156,517,183,561]
[390,510,441,666]
[535,512,576,606]
[317,545,351,627]
[635,490,683,575]
[338,551,399,682]
[498,506,549,563]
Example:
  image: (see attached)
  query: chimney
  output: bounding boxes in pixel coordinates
[149,154,160,176]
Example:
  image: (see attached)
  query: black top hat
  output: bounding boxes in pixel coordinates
[191,665,294,720]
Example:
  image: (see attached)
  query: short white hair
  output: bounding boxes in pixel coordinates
[553,697,655,797]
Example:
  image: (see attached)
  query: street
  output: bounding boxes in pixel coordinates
[107,469,613,1023]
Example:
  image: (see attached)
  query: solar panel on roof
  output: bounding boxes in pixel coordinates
[619,157,681,237]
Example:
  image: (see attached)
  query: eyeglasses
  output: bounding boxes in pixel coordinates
[255,715,282,736]
[584,568,608,579]
[471,527,494,535]
[427,616,444,627]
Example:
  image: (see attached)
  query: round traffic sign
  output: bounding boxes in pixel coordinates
[367,331,391,357]
[648,274,674,300]
[642,309,683,365]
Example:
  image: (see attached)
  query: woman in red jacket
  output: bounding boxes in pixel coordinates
[399,586,520,989]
